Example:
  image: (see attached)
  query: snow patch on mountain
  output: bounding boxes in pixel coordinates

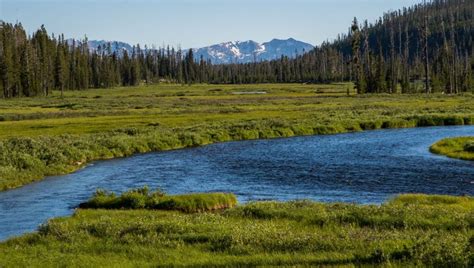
[193,38,313,64]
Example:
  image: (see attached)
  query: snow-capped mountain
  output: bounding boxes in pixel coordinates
[70,38,314,64]
[193,38,314,64]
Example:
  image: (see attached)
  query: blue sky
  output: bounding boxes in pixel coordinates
[1,0,422,48]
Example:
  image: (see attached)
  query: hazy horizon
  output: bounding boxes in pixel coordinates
[1,0,422,48]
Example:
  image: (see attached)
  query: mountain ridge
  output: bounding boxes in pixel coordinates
[193,38,314,64]
[78,38,314,64]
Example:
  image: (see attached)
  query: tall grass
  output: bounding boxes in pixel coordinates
[79,187,238,212]
[1,193,472,266]
[430,136,474,161]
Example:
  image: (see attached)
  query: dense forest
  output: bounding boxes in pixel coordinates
[0,0,473,98]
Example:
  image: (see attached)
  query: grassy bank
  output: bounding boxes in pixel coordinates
[79,187,238,212]
[0,192,472,266]
[431,137,474,161]
[1,83,474,190]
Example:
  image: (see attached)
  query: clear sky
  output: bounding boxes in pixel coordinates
[1,0,422,48]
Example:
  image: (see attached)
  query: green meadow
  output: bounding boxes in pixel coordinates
[0,191,472,267]
[431,136,474,161]
[1,84,474,266]
[1,83,474,190]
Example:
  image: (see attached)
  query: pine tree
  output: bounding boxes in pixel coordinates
[388,21,397,93]
[421,0,431,94]
[351,18,366,94]
[401,23,410,93]
[19,44,31,96]
[0,23,13,98]
[54,41,65,97]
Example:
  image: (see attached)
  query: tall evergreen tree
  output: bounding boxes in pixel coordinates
[351,18,366,94]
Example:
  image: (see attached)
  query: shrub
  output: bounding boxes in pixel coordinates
[443,116,464,126]
[414,116,445,127]
[412,115,466,127]
[79,189,119,209]
[359,120,383,130]
[464,116,474,125]
[464,142,474,152]
[119,190,148,209]
[12,152,45,171]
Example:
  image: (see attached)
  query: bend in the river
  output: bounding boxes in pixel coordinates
[0,125,473,241]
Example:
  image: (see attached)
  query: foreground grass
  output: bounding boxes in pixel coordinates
[431,137,474,161]
[0,193,472,267]
[1,83,474,190]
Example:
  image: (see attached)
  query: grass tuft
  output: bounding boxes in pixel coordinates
[79,187,238,212]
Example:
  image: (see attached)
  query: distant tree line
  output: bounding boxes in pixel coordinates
[0,0,473,98]
[349,0,474,94]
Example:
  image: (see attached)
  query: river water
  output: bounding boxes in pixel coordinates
[1,126,473,240]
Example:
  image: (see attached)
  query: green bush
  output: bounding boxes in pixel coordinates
[464,116,474,125]
[359,120,383,130]
[412,115,466,127]
[120,190,148,209]
[80,189,119,209]
[444,116,465,126]
[415,116,445,126]
[464,142,474,152]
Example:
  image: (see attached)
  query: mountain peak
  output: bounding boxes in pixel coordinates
[194,38,313,64]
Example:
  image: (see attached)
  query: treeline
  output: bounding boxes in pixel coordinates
[0,23,214,97]
[349,0,474,94]
[196,0,474,91]
[0,0,473,98]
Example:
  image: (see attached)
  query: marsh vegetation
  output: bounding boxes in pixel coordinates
[431,136,474,161]
[1,83,473,190]
[0,191,472,266]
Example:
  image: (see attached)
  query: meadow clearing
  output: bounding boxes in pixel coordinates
[1,83,473,190]
[0,84,473,266]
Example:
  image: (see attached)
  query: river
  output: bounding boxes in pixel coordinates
[0,126,473,240]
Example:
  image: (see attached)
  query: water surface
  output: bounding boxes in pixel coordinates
[1,126,473,240]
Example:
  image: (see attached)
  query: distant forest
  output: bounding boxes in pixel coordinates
[0,0,473,97]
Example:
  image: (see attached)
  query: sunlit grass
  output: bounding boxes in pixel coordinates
[430,136,474,161]
[0,192,472,266]
[79,187,238,212]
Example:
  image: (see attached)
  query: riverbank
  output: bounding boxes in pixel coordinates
[1,83,474,191]
[430,137,474,161]
[0,192,472,266]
